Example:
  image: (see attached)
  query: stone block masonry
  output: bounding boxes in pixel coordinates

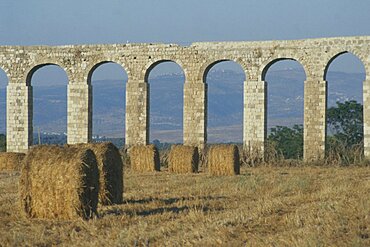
[0,36,369,161]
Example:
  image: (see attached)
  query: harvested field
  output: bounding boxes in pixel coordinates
[0,166,369,246]
[0,152,25,172]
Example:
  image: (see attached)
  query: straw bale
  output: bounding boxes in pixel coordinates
[73,142,123,205]
[0,152,26,171]
[169,145,199,173]
[129,145,160,172]
[19,145,99,220]
[207,144,240,176]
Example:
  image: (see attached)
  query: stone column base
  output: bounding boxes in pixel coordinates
[363,80,370,158]
[183,82,206,149]
[125,81,149,146]
[303,79,326,162]
[243,80,266,159]
[67,84,91,144]
[6,84,32,153]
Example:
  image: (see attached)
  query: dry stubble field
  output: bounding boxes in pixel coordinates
[0,166,369,246]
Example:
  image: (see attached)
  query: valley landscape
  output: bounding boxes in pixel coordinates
[0,69,364,145]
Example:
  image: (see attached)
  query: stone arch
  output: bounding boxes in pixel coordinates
[144,59,186,83]
[87,61,128,143]
[199,58,248,83]
[0,66,9,84]
[0,65,9,82]
[261,58,307,159]
[324,51,367,80]
[26,63,69,145]
[203,59,246,143]
[260,57,307,81]
[144,59,185,143]
[26,63,70,86]
[87,60,129,85]
[324,50,367,157]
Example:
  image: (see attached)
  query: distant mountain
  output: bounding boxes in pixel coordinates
[0,69,365,143]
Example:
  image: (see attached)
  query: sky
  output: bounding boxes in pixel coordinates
[0,0,369,84]
[1,0,369,45]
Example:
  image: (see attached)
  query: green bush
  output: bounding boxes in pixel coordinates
[327,100,363,148]
[267,124,303,160]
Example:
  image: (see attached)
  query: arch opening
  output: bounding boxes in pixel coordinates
[204,60,246,144]
[325,52,366,159]
[28,64,69,145]
[261,58,300,81]
[324,52,366,81]
[0,68,8,151]
[89,62,128,148]
[146,61,185,146]
[264,59,306,160]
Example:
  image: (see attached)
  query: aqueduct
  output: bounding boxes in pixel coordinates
[1,36,369,161]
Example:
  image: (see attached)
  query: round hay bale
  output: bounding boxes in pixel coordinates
[73,142,123,205]
[207,144,240,176]
[19,145,99,220]
[129,144,160,172]
[0,152,26,172]
[169,145,199,173]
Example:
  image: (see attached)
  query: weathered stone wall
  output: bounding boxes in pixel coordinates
[303,78,326,161]
[243,80,266,155]
[0,36,369,161]
[183,82,207,148]
[364,80,370,157]
[125,81,149,146]
[67,83,91,144]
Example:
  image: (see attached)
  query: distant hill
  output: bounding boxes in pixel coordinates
[0,69,365,143]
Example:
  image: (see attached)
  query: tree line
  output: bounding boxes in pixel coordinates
[268,100,363,161]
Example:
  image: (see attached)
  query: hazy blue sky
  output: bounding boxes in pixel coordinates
[0,0,369,82]
[1,0,369,45]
